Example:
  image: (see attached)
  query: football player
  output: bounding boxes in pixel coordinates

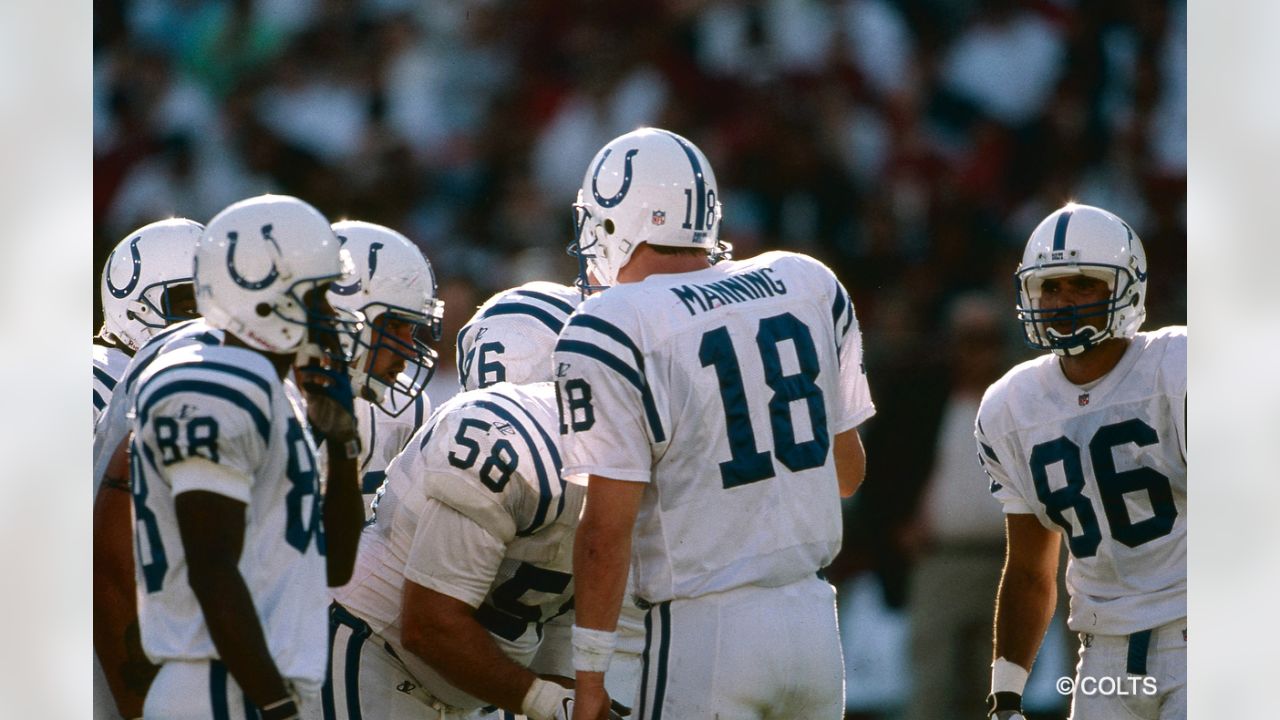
[555,127,876,720]
[94,218,203,428]
[93,217,202,720]
[457,281,582,391]
[455,283,646,720]
[326,220,445,518]
[977,203,1186,720]
[127,194,367,718]
[322,308,628,720]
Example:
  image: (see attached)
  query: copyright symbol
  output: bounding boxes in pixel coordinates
[1056,676,1075,695]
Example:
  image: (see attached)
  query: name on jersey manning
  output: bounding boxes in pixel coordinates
[670,268,788,316]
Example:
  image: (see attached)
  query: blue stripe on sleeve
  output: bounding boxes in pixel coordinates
[479,303,565,334]
[471,399,556,535]
[123,331,222,396]
[93,366,118,391]
[562,314,666,442]
[488,389,568,519]
[555,339,665,443]
[139,380,271,442]
[93,390,106,411]
[980,441,1001,464]
[830,286,847,331]
[509,289,576,315]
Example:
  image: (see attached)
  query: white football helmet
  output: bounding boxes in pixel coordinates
[569,127,730,292]
[327,220,444,412]
[99,218,203,351]
[1015,202,1148,356]
[194,194,359,356]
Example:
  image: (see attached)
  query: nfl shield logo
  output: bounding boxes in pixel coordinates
[651,210,666,226]
[1078,393,1090,406]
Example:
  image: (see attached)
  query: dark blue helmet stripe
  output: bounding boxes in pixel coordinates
[1052,210,1074,252]
[659,131,707,239]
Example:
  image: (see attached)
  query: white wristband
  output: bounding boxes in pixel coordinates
[521,678,571,720]
[572,625,618,673]
[992,657,1030,695]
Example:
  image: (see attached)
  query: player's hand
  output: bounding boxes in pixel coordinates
[297,362,359,446]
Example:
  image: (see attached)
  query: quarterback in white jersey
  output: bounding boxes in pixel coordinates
[93,218,202,720]
[457,281,582,390]
[977,204,1186,720]
[326,381,591,720]
[557,128,874,720]
[130,195,367,720]
[326,220,444,516]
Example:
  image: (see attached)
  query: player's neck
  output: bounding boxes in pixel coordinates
[617,245,711,283]
[224,333,295,378]
[1057,337,1131,386]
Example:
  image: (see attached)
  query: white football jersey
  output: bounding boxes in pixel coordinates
[93,344,132,429]
[353,384,430,519]
[333,381,581,711]
[130,342,329,689]
[457,281,583,390]
[976,327,1187,635]
[93,319,225,495]
[555,251,875,604]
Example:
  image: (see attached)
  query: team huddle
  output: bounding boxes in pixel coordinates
[92,128,1186,720]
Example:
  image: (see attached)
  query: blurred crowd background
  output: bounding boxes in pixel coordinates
[92,0,1186,717]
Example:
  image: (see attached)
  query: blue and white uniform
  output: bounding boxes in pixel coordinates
[129,340,329,719]
[555,250,875,718]
[93,344,132,430]
[457,282,582,391]
[977,327,1187,720]
[325,382,580,720]
[353,384,430,519]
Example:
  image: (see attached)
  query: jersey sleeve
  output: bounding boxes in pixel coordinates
[133,369,270,502]
[828,275,876,433]
[403,498,508,608]
[974,410,1034,515]
[554,304,656,483]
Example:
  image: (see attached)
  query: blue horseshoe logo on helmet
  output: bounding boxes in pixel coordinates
[106,236,144,299]
[591,148,639,208]
[331,241,384,295]
[226,224,280,290]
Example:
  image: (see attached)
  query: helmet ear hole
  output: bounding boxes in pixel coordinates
[255,302,272,317]
[603,219,616,234]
